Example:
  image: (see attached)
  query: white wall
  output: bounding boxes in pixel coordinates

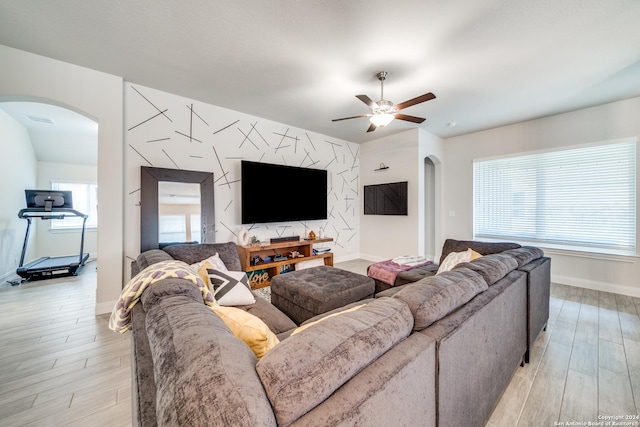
[360,128,445,261]
[418,129,444,260]
[442,97,640,296]
[0,110,37,278]
[123,84,361,278]
[35,162,98,260]
[0,44,124,314]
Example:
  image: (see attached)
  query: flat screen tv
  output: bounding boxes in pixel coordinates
[25,189,73,210]
[241,161,327,224]
[364,181,408,215]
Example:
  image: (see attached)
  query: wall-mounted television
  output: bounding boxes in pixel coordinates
[241,161,327,224]
[364,181,408,215]
[25,189,73,210]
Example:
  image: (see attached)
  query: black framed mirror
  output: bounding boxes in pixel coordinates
[140,166,215,252]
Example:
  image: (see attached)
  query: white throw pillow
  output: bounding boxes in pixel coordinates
[436,250,472,275]
[190,253,228,273]
[200,267,256,306]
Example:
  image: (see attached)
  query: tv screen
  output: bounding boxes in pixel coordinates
[241,161,327,224]
[364,181,408,215]
[25,190,73,210]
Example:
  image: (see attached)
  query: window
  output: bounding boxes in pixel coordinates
[159,215,187,242]
[51,181,98,229]
[473,139,636,255]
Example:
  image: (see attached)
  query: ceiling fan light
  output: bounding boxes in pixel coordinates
[370,113,394,127]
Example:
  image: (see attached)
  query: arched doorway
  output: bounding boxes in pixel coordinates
[0,100,98,285]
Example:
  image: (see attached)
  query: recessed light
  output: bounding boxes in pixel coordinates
[447,122,457,128]
[25,115,55,124]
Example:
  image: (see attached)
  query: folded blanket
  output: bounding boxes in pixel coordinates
[109,260,215,334]
[368,259,432,286]
[392,255,430,267]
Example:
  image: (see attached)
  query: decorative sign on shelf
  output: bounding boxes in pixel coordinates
[247,270,269,287]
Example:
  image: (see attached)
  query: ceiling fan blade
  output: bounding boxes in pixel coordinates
[332,114,370,122]
[366,123,377,132]
[356,94,377,109]
[395,92,436,111]
[394,113,426,124]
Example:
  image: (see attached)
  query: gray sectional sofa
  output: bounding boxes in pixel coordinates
[128,240,550,427]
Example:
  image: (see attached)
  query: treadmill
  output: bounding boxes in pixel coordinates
[16,190,90,281]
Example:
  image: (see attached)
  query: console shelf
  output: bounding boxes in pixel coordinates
[237,238,333,289]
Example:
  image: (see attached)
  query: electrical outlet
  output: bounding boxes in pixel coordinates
[449,211,456,217]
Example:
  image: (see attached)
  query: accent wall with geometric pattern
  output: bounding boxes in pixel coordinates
[123,83,360,274]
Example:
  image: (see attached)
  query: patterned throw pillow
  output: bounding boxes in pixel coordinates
[198,266,256,306]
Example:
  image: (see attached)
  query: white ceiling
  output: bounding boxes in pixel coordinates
[0,0,639,145]
[0,102,98,165]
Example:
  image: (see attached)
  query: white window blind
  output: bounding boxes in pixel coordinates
[51,181,98,229]
[473,139,636,254]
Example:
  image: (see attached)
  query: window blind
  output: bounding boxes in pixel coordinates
[473,139,636,254]
[51,181,98,229]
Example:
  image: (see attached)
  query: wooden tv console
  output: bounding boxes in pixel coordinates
[237,238,333,289]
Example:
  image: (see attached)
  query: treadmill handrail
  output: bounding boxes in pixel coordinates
[18,207,88,219]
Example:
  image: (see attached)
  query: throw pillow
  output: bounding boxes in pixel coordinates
[210,305,279,359]
[190,252,228,273]
[437,250,472,274]
[469,248,483,260]
[198,266,256,306]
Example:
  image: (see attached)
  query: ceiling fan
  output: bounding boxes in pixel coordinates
[332,71,436,132]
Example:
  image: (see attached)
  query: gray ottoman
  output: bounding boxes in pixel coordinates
[270,266,375,324]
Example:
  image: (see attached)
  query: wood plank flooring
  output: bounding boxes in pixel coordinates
[0,261,131,426]
[1,258,638,426]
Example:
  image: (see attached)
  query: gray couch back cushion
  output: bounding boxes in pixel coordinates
[394,267,488,331]
[454,253,518,286]
[256,297,413,426]
[501,246,544,268]
[134,249,174,276]
[163,242,242,270]
[440,239,521,264]
[143,280,276,427]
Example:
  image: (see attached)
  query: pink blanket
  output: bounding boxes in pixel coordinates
[368,259,432,286]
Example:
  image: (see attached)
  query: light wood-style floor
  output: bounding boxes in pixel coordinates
[1,259,639,426]
[0,261,131,426]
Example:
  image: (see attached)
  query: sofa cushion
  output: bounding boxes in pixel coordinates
[163,242,243,271]
[256,297,413,426]
[501,246,544,268]
[393,267,488,331]
[135,249,174,271]
[439,239,521,264]
[454,253,518,286]
[143,280,277,426]
[236,296,297,336]
[210,305,279,359]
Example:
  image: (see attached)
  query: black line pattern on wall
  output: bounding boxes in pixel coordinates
[214,120,239,134]
[129,144,152,166]
[305,133,316,151]
[162,149,179,169]
[129,86,173,130]
[126,84,359,257]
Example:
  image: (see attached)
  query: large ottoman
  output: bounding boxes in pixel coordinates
[270,265,375,324]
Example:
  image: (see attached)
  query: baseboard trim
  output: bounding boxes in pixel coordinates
[95,299,117,316]
[552,274,640,298]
